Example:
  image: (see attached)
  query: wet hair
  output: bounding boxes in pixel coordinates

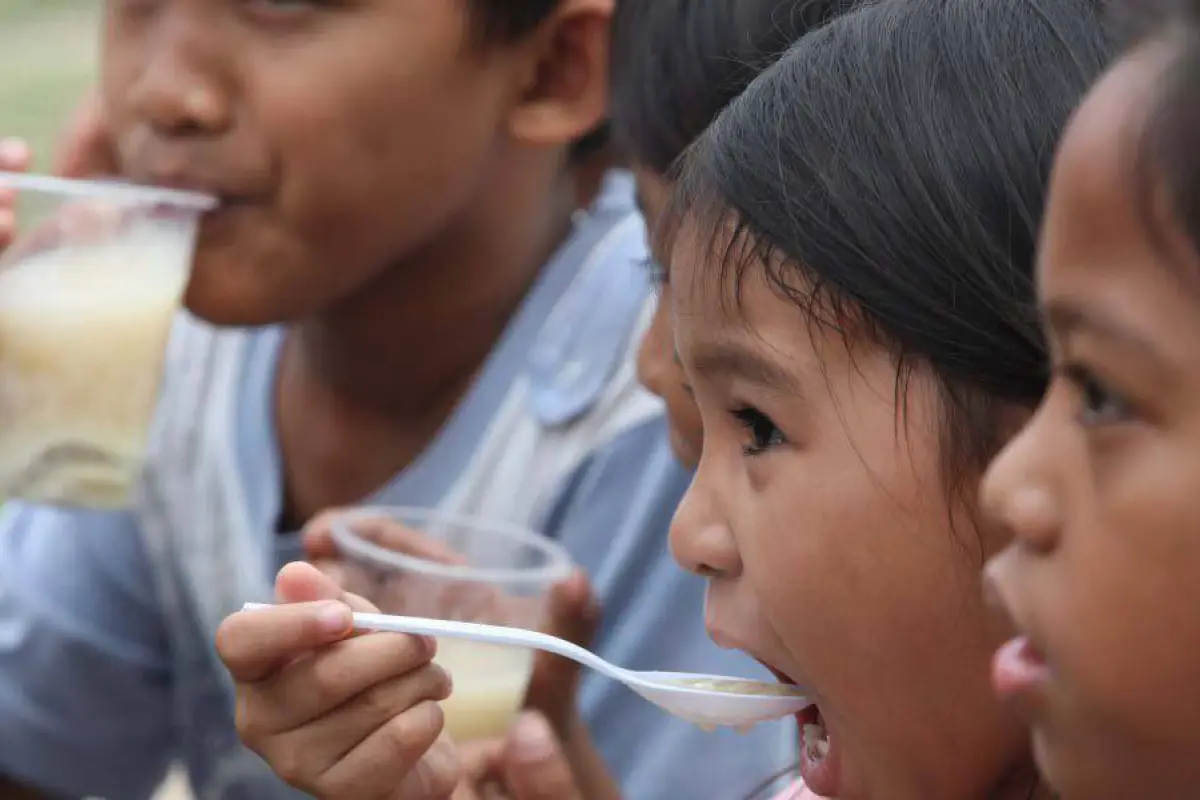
[1109,0,1200,270]
[610,0,846,174]
[671,0,1114,501]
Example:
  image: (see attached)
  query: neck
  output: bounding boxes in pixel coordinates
[288,151,577,420]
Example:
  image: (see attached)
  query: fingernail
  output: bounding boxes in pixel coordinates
[0,138,29,165]
[510,713,556,762]
[318,603,352,635]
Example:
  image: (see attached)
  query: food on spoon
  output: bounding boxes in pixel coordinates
[669,677,805,696]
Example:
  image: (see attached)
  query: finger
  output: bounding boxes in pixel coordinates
[524,571,599,730]
[276,560,381,612]
[0,139,31,246]
[265,699,455,799]
[544,571,600,647]
[0,206,13,250]
[0,138,31,171]
[301,509,345,562]
[240,631,444,733]
[216,601,353,682]
[309,557,385,603]
[457,738,505,784]
[501,713,585,800]
[309,701,456,800]
[280,562,385,616]
[344,514,469,565]
[412,735,469,800]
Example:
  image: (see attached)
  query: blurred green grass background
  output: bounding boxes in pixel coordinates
[0,0,100,170]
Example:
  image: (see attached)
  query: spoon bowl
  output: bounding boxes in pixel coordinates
[242,603,810,731]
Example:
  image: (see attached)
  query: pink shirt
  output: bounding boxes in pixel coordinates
[772,782,823,800]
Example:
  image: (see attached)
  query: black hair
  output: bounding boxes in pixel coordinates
[610,0,847,174]
[467,0,609,162]
[1109,0,1200,270]
[671,0,1114,500]
[468,0,561,42]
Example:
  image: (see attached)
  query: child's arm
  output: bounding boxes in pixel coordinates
[216,563,461,800]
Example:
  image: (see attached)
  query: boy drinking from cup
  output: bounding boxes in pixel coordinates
[0,1,785,798]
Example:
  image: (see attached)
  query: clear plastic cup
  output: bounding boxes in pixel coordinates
[0,172,215,509]
[329,506,574,742]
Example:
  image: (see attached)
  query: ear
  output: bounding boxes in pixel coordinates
[506,0,612,149]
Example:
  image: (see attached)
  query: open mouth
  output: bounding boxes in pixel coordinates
[798,703,830,762]
[757,661,840,795]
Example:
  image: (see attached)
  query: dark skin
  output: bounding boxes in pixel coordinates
[94,0,610,523]
[0,0,614,796]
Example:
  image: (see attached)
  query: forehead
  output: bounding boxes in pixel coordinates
[1042,48,1172,295]
[667,211,822,361]
[1042,46,1200,355]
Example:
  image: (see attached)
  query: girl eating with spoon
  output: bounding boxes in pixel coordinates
[220,0,1116,797]
[663,0,1109,795]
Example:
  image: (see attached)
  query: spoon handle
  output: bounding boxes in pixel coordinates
[240,603,623,683]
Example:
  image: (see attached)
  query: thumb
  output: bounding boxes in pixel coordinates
[274,561,379,613]
[502,713,585,800]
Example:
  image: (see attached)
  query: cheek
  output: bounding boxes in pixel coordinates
[744,445,1007,730]
[251,50,506,266]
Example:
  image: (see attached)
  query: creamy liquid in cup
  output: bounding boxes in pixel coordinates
[0,215,191,508]
[436,639,535,741]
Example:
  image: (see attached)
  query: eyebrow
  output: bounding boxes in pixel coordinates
[688,341,801,393]
[1043,299,1161,361]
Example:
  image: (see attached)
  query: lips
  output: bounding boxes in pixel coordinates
[984,561,1054,716]
[751,660,841,796]
[992,635,1053,707]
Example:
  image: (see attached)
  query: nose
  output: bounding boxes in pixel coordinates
[980,408,1062,555]
[124,13,234,140]
[669,468,741,579]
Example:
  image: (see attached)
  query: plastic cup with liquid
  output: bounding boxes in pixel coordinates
[328,506,574,742]
[0,172,215,509]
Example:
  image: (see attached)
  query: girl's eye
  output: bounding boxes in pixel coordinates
[639,257,669,290]
[731,406,785,456]
[1062,364,1134,428]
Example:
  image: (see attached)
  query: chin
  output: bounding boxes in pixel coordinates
[182,245,322,327]
[1031,730,1126,800]
[182,277,304,327]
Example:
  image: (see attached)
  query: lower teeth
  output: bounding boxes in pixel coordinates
[802,723,830,761]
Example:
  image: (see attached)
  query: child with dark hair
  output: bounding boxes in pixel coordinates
[0,1,777,798]
[665,0,1112,797]
[218,1,850,797]
[983,2,1200,797]
[610,0,843,467]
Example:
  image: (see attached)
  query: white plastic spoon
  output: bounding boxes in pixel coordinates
[242,603,810,731]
